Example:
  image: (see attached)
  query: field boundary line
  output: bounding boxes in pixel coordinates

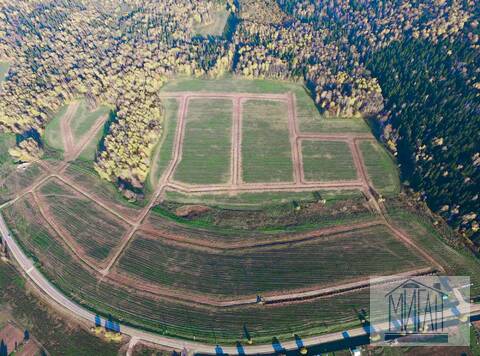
[138,219,384,251]
[384,219,446,273]
[287,92,302,184]
[60,101,80,158]
[49,175,136,225]
[101,95,189,275]
[159,92,290,101]
[108,266,437,309]
[30,191,105,273]
[166,181,364,194]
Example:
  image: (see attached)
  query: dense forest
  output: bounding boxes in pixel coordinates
[0,0,478,241]
[367,36,480,242]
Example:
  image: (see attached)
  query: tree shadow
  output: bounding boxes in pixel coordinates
[272,337,285,354]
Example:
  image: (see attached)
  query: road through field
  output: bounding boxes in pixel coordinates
[0,90,451,353]
[1,212,476,355]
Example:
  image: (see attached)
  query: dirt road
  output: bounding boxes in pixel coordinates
[0,89,450,354]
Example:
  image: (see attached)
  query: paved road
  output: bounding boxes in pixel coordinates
[1,212,479,354]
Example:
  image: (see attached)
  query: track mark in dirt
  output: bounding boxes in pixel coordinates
[166,180,364,194]
[60,101,80,158]
[31,191,104,273]
[138,219,384,252]
[107,265,437,309]
[65,113,108,164]
[287,92,302,184]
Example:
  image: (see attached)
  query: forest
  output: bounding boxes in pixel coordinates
[0,0,478,241]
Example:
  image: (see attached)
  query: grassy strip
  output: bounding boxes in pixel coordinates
[359,140,400,196]
[148,99,179,190]
[299,117,371,134]
[44,105,68,153]
[153,194,374,236]
[163,189,362,209]
[161,77,304,94]
[174,98,232,184]
[302,141,357,181]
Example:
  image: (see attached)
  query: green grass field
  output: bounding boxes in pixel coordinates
[38,179,127,262]
[163,189,362,209]
[302,141,357,181]
[2,192,480,344]
[44,100,109,154]
[300,117,371,133]
[118,225,428,297]
[69,100,110,142]
[0,61,10,81]
[3,196,371,344]
[193,8,229,36]
[174,99,232,184]
[64,161,144,215]
[162,78,371,134]
[242,100,293,182]
[44,105,68,153]
[149,99,179,188]
[359,140,400,196]
[161,77,302,94]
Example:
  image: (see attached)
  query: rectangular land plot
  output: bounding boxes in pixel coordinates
[38,179,128,263]
[173,98,232,185]
[149,99,179,188]
[161,78,301,94]
[301,140,358,181]
[299,117,371,134]
[44,105,68,152]
[163,189,363,209]
[359,140,400,196]
[117,225,430,297]
[242,99,293,183]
